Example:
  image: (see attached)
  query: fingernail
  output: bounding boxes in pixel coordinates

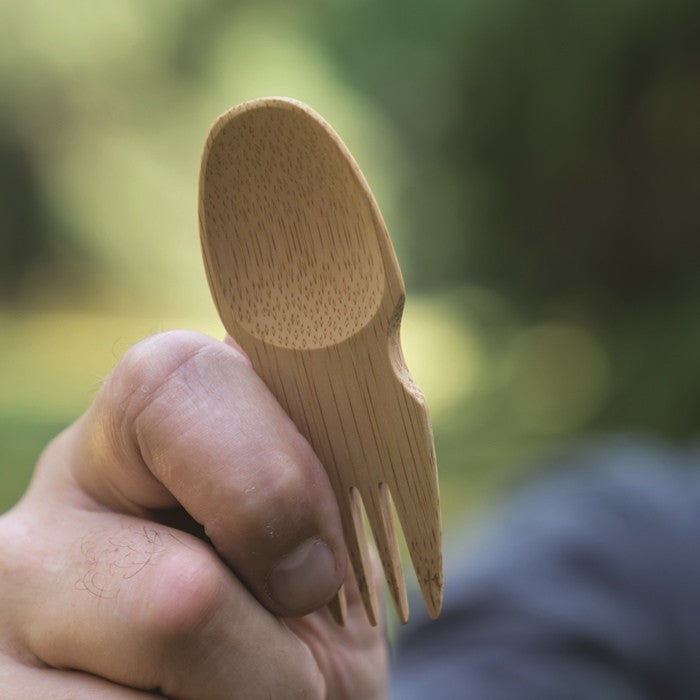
[268,538,339,613]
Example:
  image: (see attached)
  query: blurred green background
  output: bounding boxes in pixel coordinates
[2,0,700,541]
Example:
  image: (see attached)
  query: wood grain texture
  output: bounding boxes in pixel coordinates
[198,97,442,624]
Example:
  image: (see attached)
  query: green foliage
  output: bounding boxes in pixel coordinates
[316,0,700,312]
[2,1,700,516]
[312,0,700,441]
[0,415,66,513]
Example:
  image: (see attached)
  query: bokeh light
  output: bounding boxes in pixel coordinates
[506,323,610,435]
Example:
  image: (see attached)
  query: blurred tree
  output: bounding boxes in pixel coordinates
[310,0,700,443]
[0,115,92,306]
[2,0,699,479]
[0,120,55,300]
[314,0,700,320]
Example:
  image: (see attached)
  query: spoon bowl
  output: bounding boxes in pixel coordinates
[200,102,386,350]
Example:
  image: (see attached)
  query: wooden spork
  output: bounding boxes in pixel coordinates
[198,97,442,625]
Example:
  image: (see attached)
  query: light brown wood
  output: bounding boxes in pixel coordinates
[198,97,442,624]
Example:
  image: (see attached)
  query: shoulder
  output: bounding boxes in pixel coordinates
[392,437,700,699]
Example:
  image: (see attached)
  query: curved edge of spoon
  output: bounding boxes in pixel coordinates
[198,96,406,309]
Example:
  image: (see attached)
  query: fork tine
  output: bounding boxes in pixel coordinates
[363,483,409,623]
[389,469,443,619]
[327,584,347,626]
[348,486,380,626]
[201,97,444,625]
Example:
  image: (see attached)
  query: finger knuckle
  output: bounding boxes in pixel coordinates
[110,331,216,414]
[99,331,221,464]
[262,436,323,506]
[216,441,319,544]
[140,546,226,642]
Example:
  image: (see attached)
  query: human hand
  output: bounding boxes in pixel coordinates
[0,331,388,698]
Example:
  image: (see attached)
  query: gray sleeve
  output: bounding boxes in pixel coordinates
[391,439,700,700]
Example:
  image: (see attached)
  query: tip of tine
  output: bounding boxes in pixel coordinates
[328,586,348,626]
[366,594,379,627]
[424,576,443,620]
[397,600,409,625]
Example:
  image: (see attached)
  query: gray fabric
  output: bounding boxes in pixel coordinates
[392,438,700,699]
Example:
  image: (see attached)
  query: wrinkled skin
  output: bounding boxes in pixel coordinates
[0,331,388,699]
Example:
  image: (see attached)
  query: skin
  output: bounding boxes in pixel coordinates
[0,331,388,698]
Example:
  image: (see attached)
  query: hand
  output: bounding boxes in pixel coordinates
[0,331,388,698]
